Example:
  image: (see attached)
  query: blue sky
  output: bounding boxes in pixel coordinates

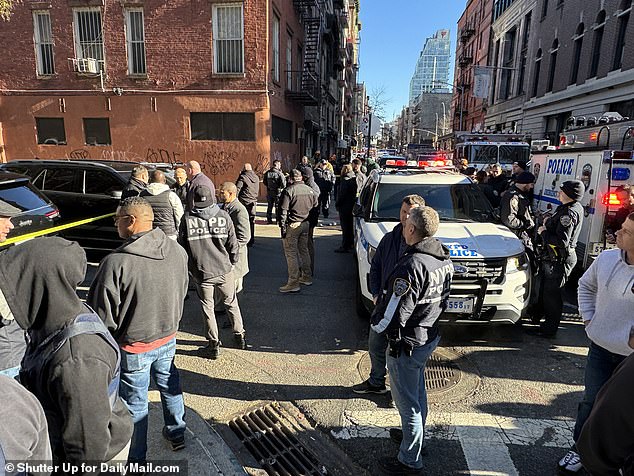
[358,1,466,122]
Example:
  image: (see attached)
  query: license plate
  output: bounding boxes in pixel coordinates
[446,298,474,313]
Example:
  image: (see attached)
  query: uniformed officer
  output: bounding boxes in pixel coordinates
[499,171,536,253]
[264,159,286,224]
[531,180,584,338]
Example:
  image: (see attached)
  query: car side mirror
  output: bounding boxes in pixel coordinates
[109,190,123,200]
[353,202,364,217]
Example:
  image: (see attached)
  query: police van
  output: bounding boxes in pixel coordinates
[353,158,531,324]
[530,114,634,269]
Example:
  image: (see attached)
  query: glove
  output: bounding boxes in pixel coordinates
[280,224,287,239]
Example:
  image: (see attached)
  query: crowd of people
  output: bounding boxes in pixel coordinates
[0,154,632,476]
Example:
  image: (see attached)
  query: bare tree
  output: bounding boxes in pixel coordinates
[0,0,20,20]
[367,84,391,122]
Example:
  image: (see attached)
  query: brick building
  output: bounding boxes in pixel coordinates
[0,0,355,185]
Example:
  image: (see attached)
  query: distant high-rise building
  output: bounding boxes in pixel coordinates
[409,29,451,105]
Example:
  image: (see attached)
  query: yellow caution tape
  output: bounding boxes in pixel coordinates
[1,212,115,246]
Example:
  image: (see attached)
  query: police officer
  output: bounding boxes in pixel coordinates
[499,171,536,252]
[531,180,584,338]
[264,159,286,224]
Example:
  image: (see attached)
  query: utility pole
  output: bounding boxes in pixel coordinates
[366,108,372,159]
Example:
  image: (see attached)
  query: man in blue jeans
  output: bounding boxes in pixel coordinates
[371,206,453,475]
[557,211,634,473]
[89,197,189,463]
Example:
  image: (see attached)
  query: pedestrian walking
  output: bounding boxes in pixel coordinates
[185,160,215,212]
[0,237,133,468]
[314,159,335,218]
[352,195,425,396]
[88,197,188,463]
[264,159,286,224]
[236,163,260,246]
[372,206,453,475]
[529,180,584,337]
[171,166,189,207]
[121,164,148,200]
[556,211,634,474]
[219,182,251,293]
[301,167,321,276]
[141,169,184,239]
[278,169,318,293]
[335,164,357,253]
[179,186,247,358]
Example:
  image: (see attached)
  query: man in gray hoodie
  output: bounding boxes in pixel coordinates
[557,211,634,474]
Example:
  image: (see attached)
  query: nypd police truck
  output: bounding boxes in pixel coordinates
[353,157,531,324]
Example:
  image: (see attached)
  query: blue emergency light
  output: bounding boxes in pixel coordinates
[612,168,631,181]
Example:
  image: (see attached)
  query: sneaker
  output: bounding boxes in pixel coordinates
[200,343,219,360]
[299,277,313,286]
[279,283,301,293]
[558,450,583,473]
[162,428,185,451]
[377,456,423,475]
[351,379,389,395]
[234,333,247,350]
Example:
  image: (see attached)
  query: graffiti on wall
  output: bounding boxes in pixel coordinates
[68,149,90,159]
[254,154,268,179]
[146,148,181,164]
[203,150,238,177]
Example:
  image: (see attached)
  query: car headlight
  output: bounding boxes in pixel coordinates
[507,253,529,272]
[368,244,377,264]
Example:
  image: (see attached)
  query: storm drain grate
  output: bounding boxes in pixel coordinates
[425,352,461,392]
[229,404,327,476]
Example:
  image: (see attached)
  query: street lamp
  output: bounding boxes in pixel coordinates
[431,80,464,132]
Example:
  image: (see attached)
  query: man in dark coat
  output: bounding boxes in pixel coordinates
[264,159,286,224]
[121,165,148,200]
[236,163,260,246]
[185,160,215,212]
[301,167,322,276]
[335,164,357,253]
[499,171,536,252]
[171,166,189,207]
[314,159,335,218]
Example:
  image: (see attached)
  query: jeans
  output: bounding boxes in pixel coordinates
[195,271,245,345]
[339,210,354,250]
[119,338,186,463]
[368,328,388,387]
[387,335,440,470]
[266,195,280,223]
[0,365,20,380]
[282,221,311,286]
[307,225,315,276]
[536,260,567,335]
[319,191,331,217]
[573,342,626,443]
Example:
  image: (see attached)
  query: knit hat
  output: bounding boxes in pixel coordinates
[513,160,528,171]
[515,172,535,184]
[560,180,585,201]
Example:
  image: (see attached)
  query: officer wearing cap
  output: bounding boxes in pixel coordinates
[531,179,585,337]
[500,171,536,251]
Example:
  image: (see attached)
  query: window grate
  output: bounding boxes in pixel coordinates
[126,9,146,75]
[33,11,55,75]
[213,4,244,74]
[74,8,104,69]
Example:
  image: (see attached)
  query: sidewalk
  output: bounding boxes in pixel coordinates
[147,391,247,476]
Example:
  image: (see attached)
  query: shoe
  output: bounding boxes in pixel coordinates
[279,283,301,293]
[299,277,313,286]
[334,247,351,253]
[162,428,185,451]
[377,456,423,475]
[267,219,273,224]
[234,333,247,350]
[558,450,583,473]
[526,328,557,339]
[352,379,389,395]
[200,343,219,360]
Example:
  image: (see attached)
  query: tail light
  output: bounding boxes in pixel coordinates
[45,210,60,218]
[559,136,567,146]
[602,193,622,206]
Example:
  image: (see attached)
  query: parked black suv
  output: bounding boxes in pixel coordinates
[0,171,60,247]
[0,160,174,250]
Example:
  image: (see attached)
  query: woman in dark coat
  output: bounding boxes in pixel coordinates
[335,164,357,252]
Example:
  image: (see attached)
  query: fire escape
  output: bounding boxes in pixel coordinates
[286,0,324,106]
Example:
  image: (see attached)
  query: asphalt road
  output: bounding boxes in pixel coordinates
[81,209,591,476]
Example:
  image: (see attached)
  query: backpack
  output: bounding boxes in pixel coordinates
[20,312,121,409]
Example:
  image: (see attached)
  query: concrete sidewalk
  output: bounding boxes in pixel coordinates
[147,391,247,475]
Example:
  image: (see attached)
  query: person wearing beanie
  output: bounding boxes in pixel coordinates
[529,179,585,338]
[499,172,536,253]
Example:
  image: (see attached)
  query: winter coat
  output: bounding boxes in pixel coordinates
[236,170,260,205]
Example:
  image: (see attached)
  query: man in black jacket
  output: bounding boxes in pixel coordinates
[499,171,535,251]
[236,163,260,246]
[301,167,322,276]
[372,206,453,475]
[278,169,318,293]
[264,159,286,224]
[89,197,188,463]
[179,186,247,358]
[171,166,190,207]
[185,160,215,212]
[121,165,148,200]
[314,159,335,218]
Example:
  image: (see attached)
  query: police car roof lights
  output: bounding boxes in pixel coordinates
[380,157,453,170]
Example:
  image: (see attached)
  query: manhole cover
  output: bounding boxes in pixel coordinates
[229,403,327,475]
[425,352,460,392]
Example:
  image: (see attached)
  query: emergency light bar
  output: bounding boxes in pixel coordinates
[602,193,622,206]
[384,158,452,168]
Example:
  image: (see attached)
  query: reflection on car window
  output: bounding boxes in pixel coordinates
[374,183,494,222]
[43,168,79,192]
[0,183,50,212]
[84,170,123,195]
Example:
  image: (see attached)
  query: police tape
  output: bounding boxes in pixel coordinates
[2,212,115,246]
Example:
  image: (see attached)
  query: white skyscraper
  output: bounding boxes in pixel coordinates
[409,29,451,105]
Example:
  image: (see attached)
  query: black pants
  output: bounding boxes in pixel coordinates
[319,191,331,217]
[244,202,256,245]
[536,260,567,335]
[266,194,280,223]
[339,210,354,250]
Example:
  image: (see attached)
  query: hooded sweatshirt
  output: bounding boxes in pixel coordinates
[0,237,133,465]
[236,170,260,205]
[88,227,189,346]
[579,248,634,356]
[371,237,453,347]
[141,182,184,237]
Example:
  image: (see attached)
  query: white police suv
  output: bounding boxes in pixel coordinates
[353,160,531,324]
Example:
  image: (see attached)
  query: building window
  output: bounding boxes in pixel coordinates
[570,24,584,85]
[613,4,630,71]
[286,34,293,90]
[547,39,558,92]
[33,11,55,76]
[190,112,255,141]
[125,9,146,75]
[73,8,104,69]
[296,45,303,90]
[272,115,293,143]
[541,0,548,18]
[272,14,280,83]
[589,10,605,78]
[36,118,66,145]
[83,118,111,145]
[532,49,542,97]
[500,27,517,100]
[212,3,244,74]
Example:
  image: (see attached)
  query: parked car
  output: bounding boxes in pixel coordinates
[0,160,174,250]
[0,171,59,248]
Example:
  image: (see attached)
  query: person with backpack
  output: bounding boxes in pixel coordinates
[0,237,133,468]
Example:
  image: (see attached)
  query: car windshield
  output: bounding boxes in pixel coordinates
[467,144,530,165]
[372,182,495,222]
[0,181,50,213]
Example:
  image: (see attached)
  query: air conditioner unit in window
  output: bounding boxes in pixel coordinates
[86,58,99,74]
[69,58,100,74]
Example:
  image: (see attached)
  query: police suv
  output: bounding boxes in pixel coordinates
[354,158,531,324]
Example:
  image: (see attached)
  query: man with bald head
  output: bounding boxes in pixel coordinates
[141,169,183,239]
[122,164,149,200]
[185,160,215,212]
[89,196,189,463]
[218,182,251,293]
